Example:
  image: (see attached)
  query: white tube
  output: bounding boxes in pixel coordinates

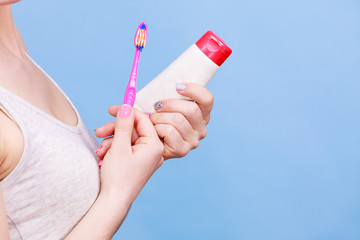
[134,31,231,112]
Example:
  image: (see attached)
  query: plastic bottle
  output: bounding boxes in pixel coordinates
[134,30,232,112]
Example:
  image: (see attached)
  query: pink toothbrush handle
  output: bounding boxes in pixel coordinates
[124,50,141,106]
[124,74,137,106]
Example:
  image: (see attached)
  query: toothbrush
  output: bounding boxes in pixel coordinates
[98,21,148,169]
[124,21,148,107]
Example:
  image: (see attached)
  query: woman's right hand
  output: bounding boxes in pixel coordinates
[99,104,164,202]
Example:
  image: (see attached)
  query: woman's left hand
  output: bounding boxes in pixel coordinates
[95,83,214,160]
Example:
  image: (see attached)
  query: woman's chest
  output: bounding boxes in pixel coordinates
[0,55,78,126]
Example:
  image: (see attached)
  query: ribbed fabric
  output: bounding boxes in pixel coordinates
[0,55,100,239]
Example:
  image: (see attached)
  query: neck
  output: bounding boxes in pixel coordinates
[0,5,24,58]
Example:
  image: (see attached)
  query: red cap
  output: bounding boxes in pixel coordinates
[195,31,232,66]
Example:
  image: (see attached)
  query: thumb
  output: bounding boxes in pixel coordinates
[110,104,134,157]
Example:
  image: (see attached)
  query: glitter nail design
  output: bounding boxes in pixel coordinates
[154,101,163,110]
[145,112,153,118]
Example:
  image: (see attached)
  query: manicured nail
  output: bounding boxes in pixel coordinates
[118,104,132,118]
[176,83,186,91]
[96,145,103,154]
[145,113,153,119]
[98,160,103,168]
[154,101,163,110]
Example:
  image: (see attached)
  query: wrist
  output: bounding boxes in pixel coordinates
[99,184,140,210]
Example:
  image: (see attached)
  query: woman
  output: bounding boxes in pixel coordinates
[0,0,214,239]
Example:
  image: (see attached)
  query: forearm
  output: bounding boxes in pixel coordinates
[65,190,133,240]
[65,104,163,239]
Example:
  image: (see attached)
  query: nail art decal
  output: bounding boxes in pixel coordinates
[145,112,153,118]
[154,101,163,110]
[95,145,103,154]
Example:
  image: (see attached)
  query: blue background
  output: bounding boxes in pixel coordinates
[13,0,360,239]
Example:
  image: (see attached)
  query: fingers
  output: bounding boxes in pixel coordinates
[150,112,195,142]
[96,108,155,161]
[133,109,159,140]
[132,110,164,160]
[175,82,214,124]
[94,121,115,138]
[108,105,120,117]
[95,122,139,145]
[110,104,134,157]
[108,106,155,139]
[104,82,214,161]
[100,106,163,170]
[107,106,157,139]
[154,124,191,159]
[153,99,207,139]
[96,137,113,160]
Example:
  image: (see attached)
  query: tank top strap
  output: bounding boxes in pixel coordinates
[0,84,90,189]
[0,86,33,190]
[0,85,84,134]
[0,85,30,136]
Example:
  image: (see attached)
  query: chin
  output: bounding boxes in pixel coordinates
[0,0,21,5]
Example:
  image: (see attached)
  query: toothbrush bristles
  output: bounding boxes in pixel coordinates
[135,21,147,51]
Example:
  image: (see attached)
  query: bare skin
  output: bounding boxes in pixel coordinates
[0,4,164,239]
[95,83,213,160]
[0,1,214,239]
[0,5,78,181]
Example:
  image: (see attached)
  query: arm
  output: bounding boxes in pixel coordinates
[0,169,132,240]
[0,186,132,240]
[66,106,163,239]
[65,190,132,240]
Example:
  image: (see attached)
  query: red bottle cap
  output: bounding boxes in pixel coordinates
[195,31,232,66]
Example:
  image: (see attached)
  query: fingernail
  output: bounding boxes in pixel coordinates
[118,104,132,118]
[154,101,163,110]
[145,112,153,119]
[96,145,103,154]
[98,160,103,168]
[176,83,186,91]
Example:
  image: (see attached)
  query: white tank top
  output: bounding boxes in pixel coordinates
[0,56,100,239]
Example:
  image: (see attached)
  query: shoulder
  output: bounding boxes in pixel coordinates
[0,108,24,182]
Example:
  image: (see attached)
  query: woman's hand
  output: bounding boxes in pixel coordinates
[95,83,214,160]
[100,104,164,201]
[66,105,164,240]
